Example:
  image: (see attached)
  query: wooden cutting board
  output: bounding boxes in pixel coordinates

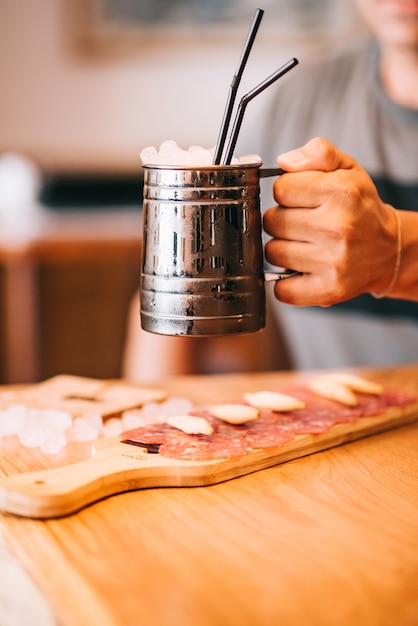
[1,400,417,519]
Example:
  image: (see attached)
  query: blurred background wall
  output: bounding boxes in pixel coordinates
[0,0,364,384]
[0,0,363,172]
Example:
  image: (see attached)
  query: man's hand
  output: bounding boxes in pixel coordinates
[263,137,399,306]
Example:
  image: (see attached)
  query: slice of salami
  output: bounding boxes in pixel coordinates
[355,389,418,416]
[186,408,296,448]
[381,389,418,406]
[191,405,332,440]
[160,432,252,461]
[120,423,178,452]
[278,384,418,418]
[274,385,363,425]
[235,420,295,448]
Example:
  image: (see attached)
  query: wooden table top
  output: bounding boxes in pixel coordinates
[1,365,418,626]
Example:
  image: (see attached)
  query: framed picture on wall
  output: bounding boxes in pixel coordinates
[70,0,361,51]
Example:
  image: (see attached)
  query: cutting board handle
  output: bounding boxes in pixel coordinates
[0,441,195,518]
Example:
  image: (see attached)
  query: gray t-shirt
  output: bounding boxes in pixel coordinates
[256,40,418,369]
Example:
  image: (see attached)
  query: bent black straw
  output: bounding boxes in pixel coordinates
[212,8,264,165]
[222,58,298,165]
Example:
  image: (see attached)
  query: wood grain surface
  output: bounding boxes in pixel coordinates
[1,365,418,626]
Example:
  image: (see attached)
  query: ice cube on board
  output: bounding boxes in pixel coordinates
[0,404,27,436]
[41,434,67,455]
[69,417,99,442]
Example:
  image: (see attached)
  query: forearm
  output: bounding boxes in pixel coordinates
[122,293,195,383]
[389,210,418,301]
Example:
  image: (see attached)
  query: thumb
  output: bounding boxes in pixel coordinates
[277,136,358,172]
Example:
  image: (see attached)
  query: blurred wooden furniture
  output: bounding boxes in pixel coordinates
[0,210,141,384]
[1,207,292,385]
[122,287,292,383]
[1,364,418,626]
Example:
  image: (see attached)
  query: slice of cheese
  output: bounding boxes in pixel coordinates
[308,378,358,406]
[314,373,382,395]
[167,415,214,435]
[243,391,305,412]
[209,404,259,424]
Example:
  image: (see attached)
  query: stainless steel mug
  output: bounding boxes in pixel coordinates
[140,163,295,336]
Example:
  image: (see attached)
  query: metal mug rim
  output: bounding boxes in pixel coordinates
[142,162,263,171]
[142,164,285,179]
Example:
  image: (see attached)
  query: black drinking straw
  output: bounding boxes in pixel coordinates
[222,57,298,165]
[212,8,264,165]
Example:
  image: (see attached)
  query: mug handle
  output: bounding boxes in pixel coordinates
[259,167,286,178]
[264,269,300,282]
[259,167,301,281]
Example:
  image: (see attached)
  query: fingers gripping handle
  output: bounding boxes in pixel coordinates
[259,167,301,281]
